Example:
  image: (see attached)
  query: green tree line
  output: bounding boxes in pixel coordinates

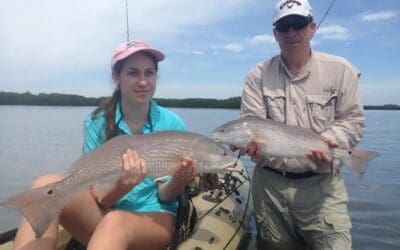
[0,91,241,109]
[0,91,399,110]
[0,91,100,106]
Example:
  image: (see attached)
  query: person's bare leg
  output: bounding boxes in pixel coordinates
[13,174,63,250]
[87,211,174,250]
[59,190,105,245]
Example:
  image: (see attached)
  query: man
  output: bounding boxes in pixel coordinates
[239,0,364,249]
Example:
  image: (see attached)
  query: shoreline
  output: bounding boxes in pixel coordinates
[0,91,399,110]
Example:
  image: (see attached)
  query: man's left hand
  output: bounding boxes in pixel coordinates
[307,138,338,164]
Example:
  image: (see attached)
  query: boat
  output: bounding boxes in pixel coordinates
[0,161,251,250]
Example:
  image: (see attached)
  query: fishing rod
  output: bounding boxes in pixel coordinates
[125,0,130,42]
[317,0,337,30]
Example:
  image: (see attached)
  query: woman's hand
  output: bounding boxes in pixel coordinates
[92,149,147,207]
[157,157,198,203]
[172,157,198,184]
[117,149,147,191]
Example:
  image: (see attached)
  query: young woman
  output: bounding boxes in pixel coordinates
[13,40,197,250]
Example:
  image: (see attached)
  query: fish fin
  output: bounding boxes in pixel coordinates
[341,149,379,177]
[240,113,258,118]
[0,181,66,238]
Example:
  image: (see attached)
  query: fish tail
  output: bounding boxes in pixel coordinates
[339,149,379,177]
[0,180,67,238]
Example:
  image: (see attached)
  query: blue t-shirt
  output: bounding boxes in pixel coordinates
[83,100,186,215]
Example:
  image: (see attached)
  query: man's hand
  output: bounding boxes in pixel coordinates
[307,138,338,164]
[230,141,260,158]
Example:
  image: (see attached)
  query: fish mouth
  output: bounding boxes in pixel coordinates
[211,133,222,141]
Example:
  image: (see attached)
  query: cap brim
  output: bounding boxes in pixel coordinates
[140,48,165,62]
[111,46,165,69]
[274,13,311,25]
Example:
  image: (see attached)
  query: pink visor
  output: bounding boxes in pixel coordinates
[111,40,165,69]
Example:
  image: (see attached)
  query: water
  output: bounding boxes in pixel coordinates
[0,106,399,249]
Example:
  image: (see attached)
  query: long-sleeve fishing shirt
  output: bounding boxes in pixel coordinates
[240,50,365,173]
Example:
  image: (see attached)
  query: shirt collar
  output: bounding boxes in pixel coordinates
[148,99,160,126]
[114,99,160,135]
[279,50,314,82]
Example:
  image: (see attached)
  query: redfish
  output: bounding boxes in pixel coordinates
[212,115,379,176]
[1,131,239,238]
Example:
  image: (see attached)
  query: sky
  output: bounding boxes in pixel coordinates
[0,0,399,105]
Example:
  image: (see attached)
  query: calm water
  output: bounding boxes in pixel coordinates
[0,106,399,249]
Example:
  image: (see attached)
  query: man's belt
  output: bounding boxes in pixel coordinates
[263,166,318,179]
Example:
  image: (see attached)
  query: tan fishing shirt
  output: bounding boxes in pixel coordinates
[240,51,365,173]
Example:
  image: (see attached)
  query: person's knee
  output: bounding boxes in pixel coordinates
[155,221,173,247]
[90,211,173,249]
[31,174,63,188]
[302,213,352,249]
[257,232,299,250]
[255,215,298,249]
[99,211,126,230]
[257,238,302,250]
[93,210,137,240]
[151,213,174,246]
[104,211,173,246]
[310,229,352,250]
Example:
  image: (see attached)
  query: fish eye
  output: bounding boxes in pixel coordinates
[348,150,352,155]
[47,189,53,195]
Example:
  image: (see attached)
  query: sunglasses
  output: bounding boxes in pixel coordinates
[274,17,311,33]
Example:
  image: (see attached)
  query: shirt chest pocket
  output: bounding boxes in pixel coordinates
[306,94,337,133]
[263,89,286,122]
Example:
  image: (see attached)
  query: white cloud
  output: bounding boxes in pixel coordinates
[0,0,252,96]
[224,44,244,53]
[316,25,350,41]
[192,50,205,55]
[250,34,276,43]
[361,11,397,22]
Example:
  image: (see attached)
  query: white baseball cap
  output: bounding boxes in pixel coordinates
[273,0,313,24]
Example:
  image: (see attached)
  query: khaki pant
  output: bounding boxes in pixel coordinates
[252,166,352,250]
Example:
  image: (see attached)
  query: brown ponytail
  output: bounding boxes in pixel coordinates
[91,89,121,140]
